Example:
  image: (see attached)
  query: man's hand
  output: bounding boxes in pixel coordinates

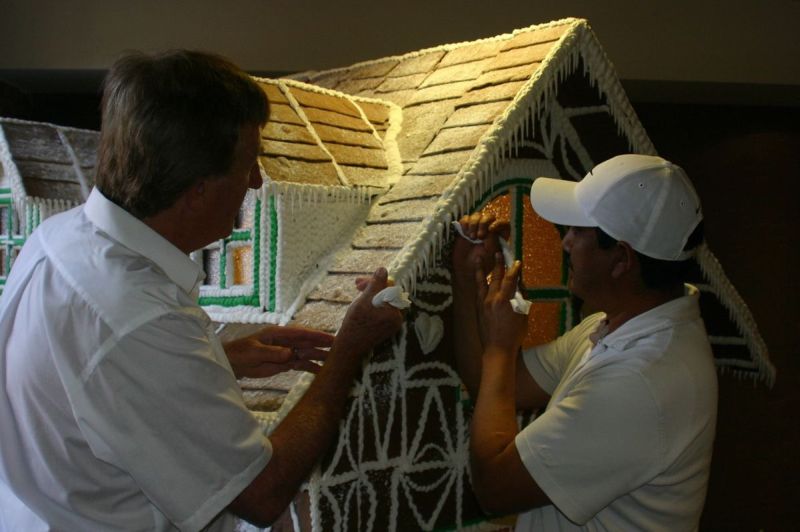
[337,267,404,356]
[228,269,403,525]
[452,212,510,290]
[476,253,527,356]
[224,325,334,379]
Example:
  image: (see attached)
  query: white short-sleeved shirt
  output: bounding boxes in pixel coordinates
[0,189,271,531]
[514,287,718,531]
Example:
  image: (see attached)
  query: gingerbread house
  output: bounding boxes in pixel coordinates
[222,18,774,531]
[0,18,775,531]
[0,117,97,290]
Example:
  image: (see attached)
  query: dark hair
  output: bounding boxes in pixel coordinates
[96,50,268,218]
[595,222,704,290]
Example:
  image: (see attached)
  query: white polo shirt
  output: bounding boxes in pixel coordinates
[0,188,270,531]
[515,287,718,531]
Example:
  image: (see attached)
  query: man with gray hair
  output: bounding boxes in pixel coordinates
[0,50,403,530]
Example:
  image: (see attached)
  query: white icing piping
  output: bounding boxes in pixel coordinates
[695,244,776,386]
[258,77,404,190]
[202,306,285,325]
[55,127,91,201]
[272,76,405,109]
[351,99,405,187]
[262,180,383,209]
[23,197,79,236]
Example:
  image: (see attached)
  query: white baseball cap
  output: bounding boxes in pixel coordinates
[530,154,703,261]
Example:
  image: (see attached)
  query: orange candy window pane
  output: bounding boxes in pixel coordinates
[524,301,563,348]
[230,245,253,286]
[481,192,565,347]
[520,196,564,288]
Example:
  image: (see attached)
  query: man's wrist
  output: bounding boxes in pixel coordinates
[482,344,519,360]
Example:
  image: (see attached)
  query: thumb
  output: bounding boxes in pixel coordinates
[361,267,389,297]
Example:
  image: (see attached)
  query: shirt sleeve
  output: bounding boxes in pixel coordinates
[514,368,663,525]
[75,311,270,531]
[521,313,606,394]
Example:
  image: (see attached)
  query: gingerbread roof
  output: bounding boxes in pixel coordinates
[229,18,772,410]
[255,78,400,189]
[0,117,97,207]
[281,18,644,333]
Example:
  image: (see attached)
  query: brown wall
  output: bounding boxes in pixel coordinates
[634,102,800,530]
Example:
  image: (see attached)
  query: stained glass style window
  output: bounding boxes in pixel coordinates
[197,190,261,308]
[474,180,575,348]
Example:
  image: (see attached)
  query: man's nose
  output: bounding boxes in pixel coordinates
[249,165,264,189]
[562,227,574,252]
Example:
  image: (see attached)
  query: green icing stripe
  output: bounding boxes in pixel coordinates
[228,229,252,242]
[525,287,570,300]
[196,201,263,309]
[198,293,259,307]
[268,195,277,312]
[219,238,227,289]
[252,198,261,309]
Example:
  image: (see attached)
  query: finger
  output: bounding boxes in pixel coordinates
[355,277,370,291]
[293,346,329,362]
[261,326,335,348]
[473,257,488,304]
[467,212,482,238]
[477,212,495,240]
[237,344,293,365]
[360,267,389,298]
[487,252,506,295]
[489,219,511,241]
[500,260,522,299]
[292,360,323,374]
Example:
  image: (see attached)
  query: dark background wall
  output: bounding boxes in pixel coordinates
[1,2,798,528]
[635,101,799,531]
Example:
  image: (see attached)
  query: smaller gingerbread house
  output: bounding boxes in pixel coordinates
[0,117,98,290]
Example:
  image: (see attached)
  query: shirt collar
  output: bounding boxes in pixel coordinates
[595,284,701,352]
[84,188,203,296]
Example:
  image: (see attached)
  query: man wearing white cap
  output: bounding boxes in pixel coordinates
[452,154,718,530]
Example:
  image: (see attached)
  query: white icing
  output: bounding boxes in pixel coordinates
[413,312,444,355]
[372,285,411,309]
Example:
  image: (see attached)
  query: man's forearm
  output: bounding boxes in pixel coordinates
[469,346,549,515]
[470,348,519,478]
[452,280,484,399]
[229,337,372,525]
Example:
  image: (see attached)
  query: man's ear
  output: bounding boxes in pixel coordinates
[611,241,636,279]
[182,179,208,211]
